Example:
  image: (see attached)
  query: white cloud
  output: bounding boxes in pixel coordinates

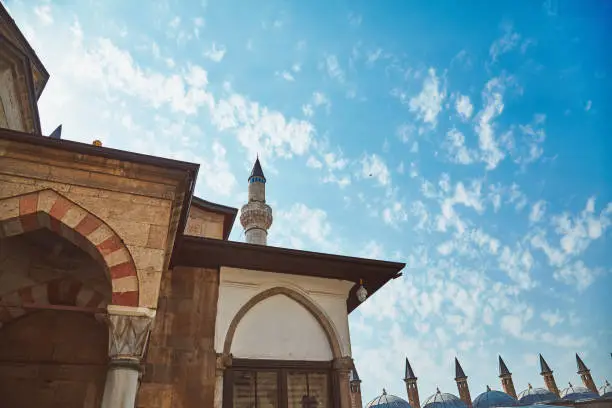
[553,260,603,292]
[306,156,322,169]
[204,42,227,62]
[475,77,507,170]
[585,100,592,111]
[325,54,345,82]
[529,200,547,223]
[276,70,295,81]
[456,94,473,120]
[408,68,445,128]
[361,154,391,186]
[541,310,564,327]
[489,23,521,62]
[34,4,53,25]
[445,128,476,165]
[397,123,416,144]
[271,203,339,253]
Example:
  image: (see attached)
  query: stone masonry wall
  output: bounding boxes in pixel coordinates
[138,266,219,408]
[184,206,225,239]
[0,310,108,408]
[0,140,189,309]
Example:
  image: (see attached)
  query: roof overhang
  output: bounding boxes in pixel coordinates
[172,235,405,313]
[191,196,238,240]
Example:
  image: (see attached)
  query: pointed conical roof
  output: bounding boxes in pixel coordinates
[455,357,467,379]
[539,354,552,374]
[404,357,417,380]
[498,355,511,376]
[576,353,589,373]
[248,156,266,181]
[49,124,62,139]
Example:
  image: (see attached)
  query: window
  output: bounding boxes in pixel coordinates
[225,360,333,408]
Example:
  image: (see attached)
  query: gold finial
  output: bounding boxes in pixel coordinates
[93,139,102,146]
[528,383,533,389]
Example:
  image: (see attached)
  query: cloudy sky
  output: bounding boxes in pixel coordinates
[6,0,612,402]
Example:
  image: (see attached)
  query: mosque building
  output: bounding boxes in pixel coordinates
[0,3,406,407]
[352,354,612,408]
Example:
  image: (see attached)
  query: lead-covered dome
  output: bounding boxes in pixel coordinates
[560,383,599,401]
[517,384,557,405]
[423,389,467,408]
[473,388,517,408]
[600,380,612,398]
[366,389,411,408]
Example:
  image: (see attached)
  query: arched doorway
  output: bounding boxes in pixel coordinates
[0,190,138,407]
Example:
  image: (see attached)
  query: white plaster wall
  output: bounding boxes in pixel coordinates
[215,267,354,359]
[0,68,24,131]
[231,294,333,360]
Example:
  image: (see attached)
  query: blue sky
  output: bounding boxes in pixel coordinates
[6,0,612,402]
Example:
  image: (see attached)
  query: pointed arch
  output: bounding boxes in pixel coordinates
[223,286,342,359]
[0,189,138,306]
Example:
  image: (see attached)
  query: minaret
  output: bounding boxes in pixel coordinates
[349,367,363,408]
[576,354,598,395]
[404,357,421,408]
[455,358,472,408]
[498,355,517,399]
[539,354,560,398]
[240,157,273,245]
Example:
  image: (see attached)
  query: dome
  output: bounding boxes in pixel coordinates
[600,380,612,398]
[366,389,411,408]
[517,384,557,405]
[423,389,468,408]
[560,383,599,401]
[473,389,517,408]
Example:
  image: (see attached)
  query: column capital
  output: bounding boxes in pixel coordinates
[332,356,354,373]
[98,305,156,362]
[216,353,233,371]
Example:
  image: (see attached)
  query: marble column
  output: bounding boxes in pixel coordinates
[214,353,232,408]
[100,305,155,408]
[333,356,355,408]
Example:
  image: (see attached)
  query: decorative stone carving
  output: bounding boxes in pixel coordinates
[101,305,156,362]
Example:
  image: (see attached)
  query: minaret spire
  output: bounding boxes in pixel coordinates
[576,353,598,395]
[404,358,420,408]
[498,355,517,399]
[539,354,560,397]
[240,157,273,245]
[455,358,472,408]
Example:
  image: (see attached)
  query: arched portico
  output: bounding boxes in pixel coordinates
[217,286,354,408]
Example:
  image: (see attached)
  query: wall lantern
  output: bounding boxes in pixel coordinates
[356,279,368,303]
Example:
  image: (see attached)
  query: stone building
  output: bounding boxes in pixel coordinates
[355,354,612,408]
[0,4,406,407]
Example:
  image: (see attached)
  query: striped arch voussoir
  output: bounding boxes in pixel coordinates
[0,278,109,327]
[0,189,139,307]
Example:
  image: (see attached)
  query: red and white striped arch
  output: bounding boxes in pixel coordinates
[0,189,139,307]
[0,278,109,327]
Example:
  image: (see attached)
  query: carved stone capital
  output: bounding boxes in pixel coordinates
[101,306,155,362]
[332,356,354,373]
[216,353,233,374]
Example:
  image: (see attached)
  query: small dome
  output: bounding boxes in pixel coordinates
[560,383,599,401]
[517,384,557,405]
[473,389,517,408]
[366,389,411,408]
[423,389,467,408]
[600,380,612,398]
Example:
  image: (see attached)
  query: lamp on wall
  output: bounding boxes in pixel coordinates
[356,279,368,303]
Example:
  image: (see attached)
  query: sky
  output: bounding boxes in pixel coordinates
[5,0,612,403]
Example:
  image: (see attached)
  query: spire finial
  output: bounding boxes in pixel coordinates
[486,385,491,392]
[528,383,532,389]
[568,382,573,388]
[436,387,441,394]
[383,388,387,395]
